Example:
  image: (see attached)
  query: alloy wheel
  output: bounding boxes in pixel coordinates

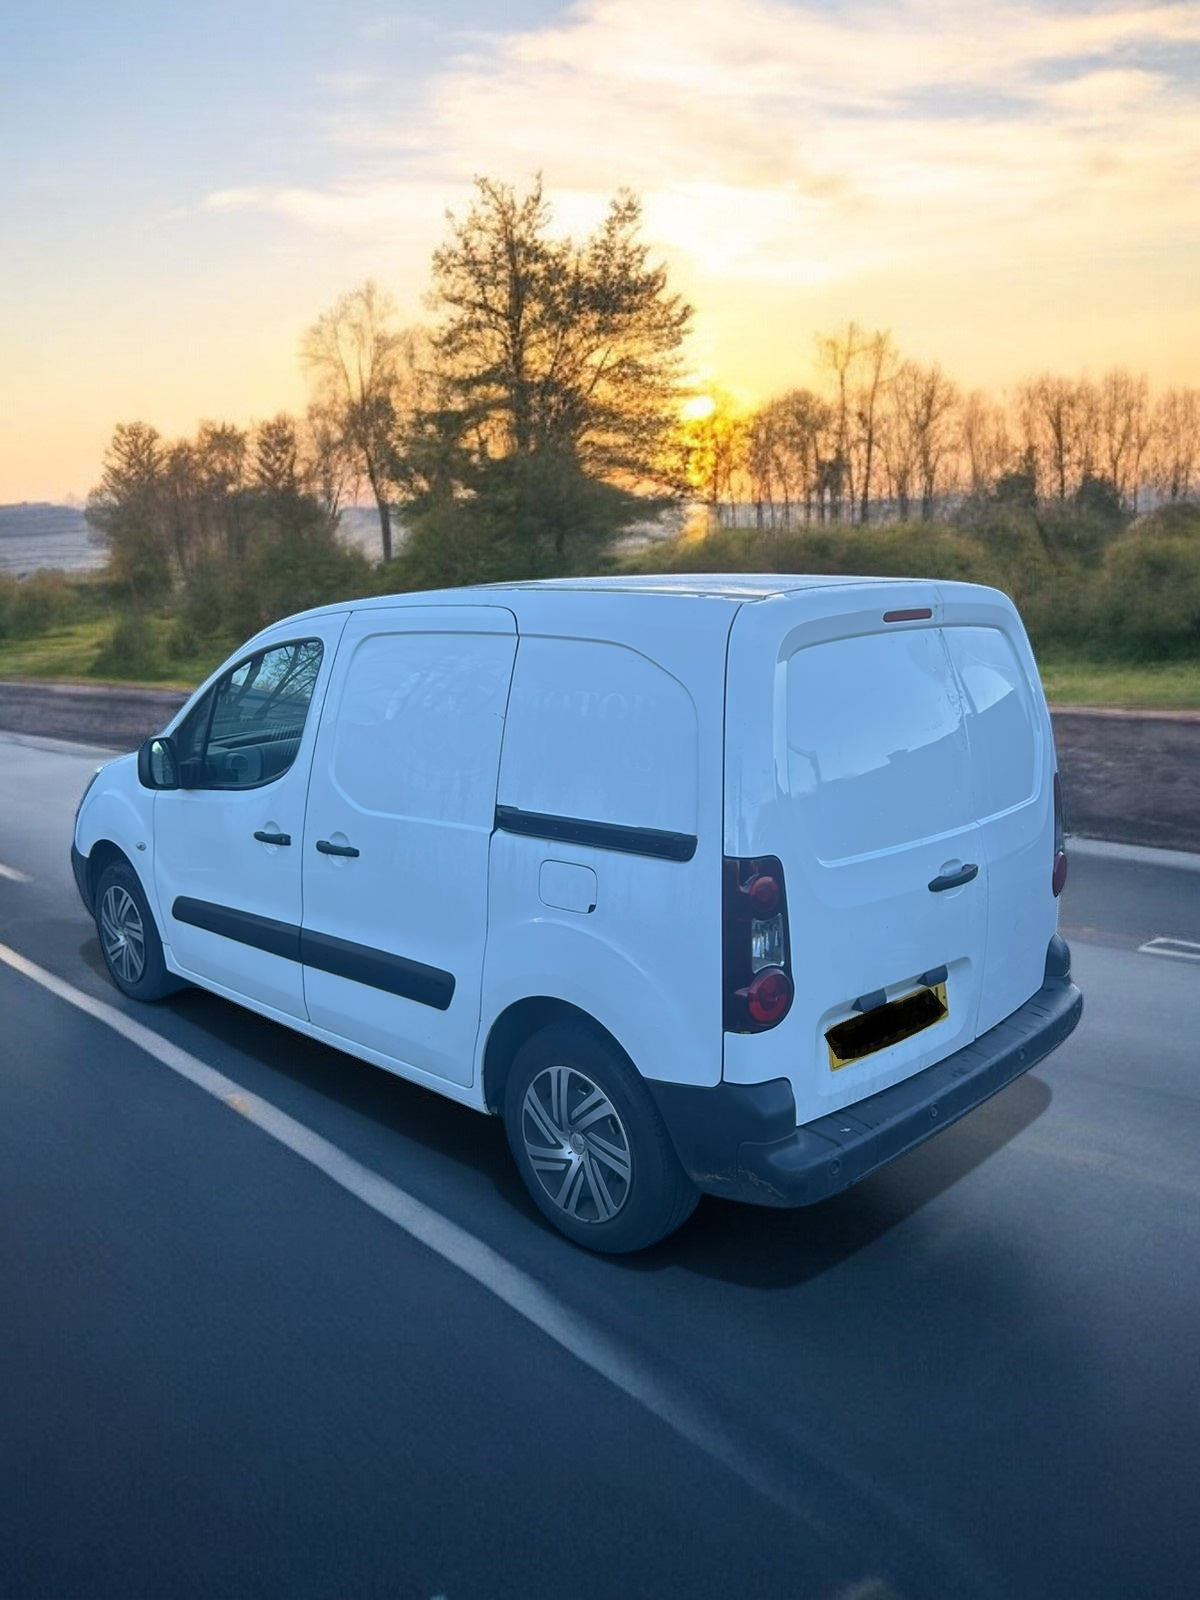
[99,884,146,985]
[521,1065,634,1225]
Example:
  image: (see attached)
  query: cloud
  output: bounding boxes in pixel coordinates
[199,0,1200,386]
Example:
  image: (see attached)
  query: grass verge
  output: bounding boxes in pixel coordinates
[0,618,225,690]
[1036,659,1200,711]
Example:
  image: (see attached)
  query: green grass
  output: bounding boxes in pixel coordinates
[1036,658,1200,711]
[0,617,223,690]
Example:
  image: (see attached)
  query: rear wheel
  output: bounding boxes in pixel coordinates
[503,1022,698,1253]
[95,859,180,1001]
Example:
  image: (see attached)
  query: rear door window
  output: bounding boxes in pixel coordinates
[785,628,973,861]
[943,626,1039,817]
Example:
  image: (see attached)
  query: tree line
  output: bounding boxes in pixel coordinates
[84,174,1197,634]
[687,336,1199,532]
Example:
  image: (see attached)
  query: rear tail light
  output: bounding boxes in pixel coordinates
[723,855,794,1031]
[1052,771,1068,897]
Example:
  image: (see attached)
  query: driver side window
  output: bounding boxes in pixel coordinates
[177,639,323,790]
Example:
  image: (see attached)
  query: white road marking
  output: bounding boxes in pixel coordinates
[0,861,32,883]
[1138,936,1200,963]
[0,938,1000,1596]
[0,940,812,1528]
[1068,837,1200,873]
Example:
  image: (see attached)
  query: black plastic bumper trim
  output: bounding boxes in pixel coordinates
[649,953,1083,1209]
[70,842,92,915]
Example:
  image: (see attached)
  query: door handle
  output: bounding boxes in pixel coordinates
[253,830,291,846]
[928,863,979,893]
[315,839,360,858]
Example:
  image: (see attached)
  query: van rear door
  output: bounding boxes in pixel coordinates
[724,583,1006,1125]
[940,592,1057,1035]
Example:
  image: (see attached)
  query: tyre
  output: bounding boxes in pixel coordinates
[503,1022,699,1253]
[94,858,181,1002]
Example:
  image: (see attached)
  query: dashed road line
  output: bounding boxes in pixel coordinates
[1138,936,1200,963]
[0,861,32,883]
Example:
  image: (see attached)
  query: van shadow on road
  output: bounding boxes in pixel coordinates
[631,1072,1052,1290]
[76,931,1053,1293]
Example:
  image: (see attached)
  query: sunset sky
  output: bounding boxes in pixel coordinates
[3,0,1198,503]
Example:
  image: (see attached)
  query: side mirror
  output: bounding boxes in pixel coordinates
[138,735,180,790]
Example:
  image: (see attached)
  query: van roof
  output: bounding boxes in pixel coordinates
[480,574,912,598]
[271,572,940,631]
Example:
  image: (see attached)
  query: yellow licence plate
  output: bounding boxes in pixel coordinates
[826,982,949,1071]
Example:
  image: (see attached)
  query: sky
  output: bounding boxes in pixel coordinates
[2,0,1198,503]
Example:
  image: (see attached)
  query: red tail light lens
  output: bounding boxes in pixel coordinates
[1052,772,1068,897]
[743,874,780,916]
[741,967,794,1025]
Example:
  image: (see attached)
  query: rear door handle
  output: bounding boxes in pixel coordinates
[315,839,360,858]
[253,830,291,847]
[928,863,979,893]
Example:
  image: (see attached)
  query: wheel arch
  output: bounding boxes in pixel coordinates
[87,839,137,903]
[480,996,630,1114]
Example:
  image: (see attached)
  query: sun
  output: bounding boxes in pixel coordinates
[680,394,716,422]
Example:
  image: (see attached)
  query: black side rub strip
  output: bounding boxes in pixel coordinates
[495,804,697,863]
[173,897,300,962]
[300,929,454,1011]
[170,898,454,1010]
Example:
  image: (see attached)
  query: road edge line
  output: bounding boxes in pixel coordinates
[0,940,842,1549]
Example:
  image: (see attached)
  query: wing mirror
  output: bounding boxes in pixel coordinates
[137,735,180,790]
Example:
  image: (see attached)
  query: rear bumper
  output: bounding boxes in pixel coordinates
[648,939,1083,1209]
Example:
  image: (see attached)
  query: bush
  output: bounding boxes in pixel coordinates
[1095,526,1200,659]
[0,570,79,639]
[91,612,167,680]
[178,497,373,644]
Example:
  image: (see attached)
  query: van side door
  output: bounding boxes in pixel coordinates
[299,605,518,1087]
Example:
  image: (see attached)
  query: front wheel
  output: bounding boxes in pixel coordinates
[503,1023,698,1253]
[95,859,181,1001]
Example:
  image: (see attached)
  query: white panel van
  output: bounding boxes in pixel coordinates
[72,576,1082,1252]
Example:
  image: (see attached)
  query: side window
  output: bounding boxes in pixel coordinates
[497,638,699,832]
[330,630,515,825]
[181,639,323,790]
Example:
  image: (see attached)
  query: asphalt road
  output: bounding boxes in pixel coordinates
[2,730,1198,1600]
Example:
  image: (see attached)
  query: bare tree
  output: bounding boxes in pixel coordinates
[303,281,403,560]
[1149,387,1200,503]
[1018,374,1093,502]
[817,323,896,522]
[683,393,747,527]
[254,414,302,496]
[1097,368,1152,509]
[958,391,1015,499]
